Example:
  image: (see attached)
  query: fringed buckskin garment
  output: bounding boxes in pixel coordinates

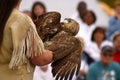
[0,8,44,80]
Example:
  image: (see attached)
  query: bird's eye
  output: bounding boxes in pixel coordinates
[68,19,71,22]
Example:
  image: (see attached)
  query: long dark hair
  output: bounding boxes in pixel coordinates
[91,27,106,41]
[31,1,46,20]
[0,0,19,46]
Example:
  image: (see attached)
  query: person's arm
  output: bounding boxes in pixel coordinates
[25,16,53,66]
[9,15,53,69]
[30,50,53,66]
[106,16,120,41]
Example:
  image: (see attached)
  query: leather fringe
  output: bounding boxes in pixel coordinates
[9,27,44,72]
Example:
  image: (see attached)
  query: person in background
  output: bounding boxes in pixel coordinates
[76,27,106,80]
[33,64,54,80]
[31,1,46,22]
[81,10,97,26]
[85,27,106,62]
[87,41,120,80]
[71,1,88,25]
[112,33,120,64]
[106,1,120,40]
[76,10,97,48]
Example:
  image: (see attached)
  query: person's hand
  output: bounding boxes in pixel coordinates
[30,50,53,66]
[44,50,53,54]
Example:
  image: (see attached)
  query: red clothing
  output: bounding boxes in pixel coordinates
[113,52,120,63]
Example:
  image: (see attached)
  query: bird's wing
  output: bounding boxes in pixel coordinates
[44,33,84,80]
[52,49,81,80]
[44,32,80,61]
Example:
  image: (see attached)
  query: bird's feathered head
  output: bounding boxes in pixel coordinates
[61,18,79,36]
[35,12,61,27]
[35,12,62,42]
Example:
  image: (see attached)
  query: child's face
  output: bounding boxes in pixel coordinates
[94,31,104,42]
[83,12,94,25]
[34,5,44,17]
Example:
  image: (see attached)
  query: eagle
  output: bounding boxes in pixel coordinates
[35,12,84,80]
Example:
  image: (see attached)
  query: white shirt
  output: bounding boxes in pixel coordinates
[85,42,101,61]
[71,12,96,48]
[80,60,89,73]
[80,42,100,73]
[71,12,83,26]
[33,65,55,80]
[76,23,96,48]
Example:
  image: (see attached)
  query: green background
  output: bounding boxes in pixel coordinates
[99,0,120,8]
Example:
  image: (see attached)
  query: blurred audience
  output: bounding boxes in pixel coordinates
[71,1,88,25]
[33,64,54,80]
[81,10,96,26]
[106,1,120,40]
[112,33,120,64]
[21,1,120,80]
[76,10,97,48]
[71,1,97,49]
[87,41,120,80]
[31,1,46,22]
[85,27,106,62]
[76,27,106,80]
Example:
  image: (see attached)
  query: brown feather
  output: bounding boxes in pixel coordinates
[35,11,84,80]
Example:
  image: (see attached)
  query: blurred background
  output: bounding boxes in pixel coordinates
[20,0,112,27]
[19,0,120,80]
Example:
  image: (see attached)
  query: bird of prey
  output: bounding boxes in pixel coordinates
[35,12,84,80]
